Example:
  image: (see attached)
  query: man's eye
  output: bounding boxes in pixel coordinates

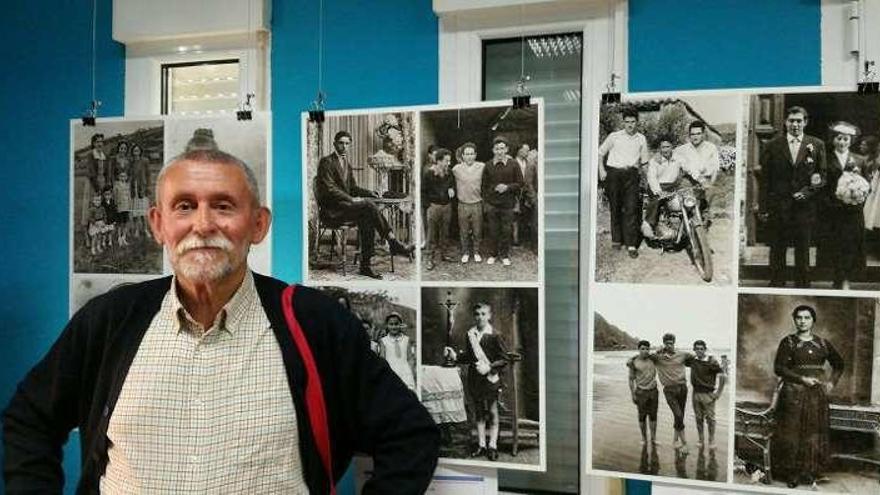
[175,201,194,211]
[215,202,234,212]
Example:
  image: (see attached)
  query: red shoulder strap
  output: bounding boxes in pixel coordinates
[282,285,335,495]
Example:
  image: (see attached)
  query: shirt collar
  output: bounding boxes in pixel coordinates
[169,270,257,337]
[787,133,803,144]
[93,149,106,160]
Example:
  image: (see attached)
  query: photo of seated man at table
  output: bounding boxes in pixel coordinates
[306,111,417,282]
[420,286,543,470]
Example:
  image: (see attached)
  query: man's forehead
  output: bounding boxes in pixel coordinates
[161,159,249,192]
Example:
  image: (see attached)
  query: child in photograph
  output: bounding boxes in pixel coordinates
[86,194,108,255]
[452,142,485,263]
[422,148,456,270]
[112,141,130,185]
[444,302,509,461]
[113,170,131,247]
[100,186,118,250]
[378,312,416,390]
[128,143,151,238]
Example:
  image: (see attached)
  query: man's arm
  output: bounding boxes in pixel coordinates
[597,134,613,180]
[316,157,354,205]
[627,358,637,402]
[4,306,94,493]
[646,158,662,195]
[321,302,439,493]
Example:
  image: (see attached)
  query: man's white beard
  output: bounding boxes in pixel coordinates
[171,233,243,282]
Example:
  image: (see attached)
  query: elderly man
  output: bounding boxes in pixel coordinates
[4,149,439,493]
[315,130,415,279]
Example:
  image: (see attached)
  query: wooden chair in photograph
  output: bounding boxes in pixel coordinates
[734,381,782,484]
[314,207,357,276]
[499,350,539,456]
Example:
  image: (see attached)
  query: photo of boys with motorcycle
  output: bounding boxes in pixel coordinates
[594,95,738,286]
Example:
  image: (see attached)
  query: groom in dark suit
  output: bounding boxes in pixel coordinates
[758,106,826,287]
[315,130,413,279]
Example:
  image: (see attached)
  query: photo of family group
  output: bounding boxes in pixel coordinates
[734,293,879,493]
[315,285,418,391]
[739,91,880,290]
[590,284,732,483]
[71,120,164,276]
[593,93,739,286]
[420,286,543,470]
[304,110,417,282]
[419,104,541,282]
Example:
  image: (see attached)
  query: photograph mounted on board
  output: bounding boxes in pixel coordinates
[419,103,542,282]
[735,293,879,493]
[590,284,733,484]
[421,286,543,470]
[739,91,880,290]
[164,113,271,274]
[594,94,739,286]
[314,285,418,391]
[70,274,155,316]
[304,111,417,282]
[71,120,164,274]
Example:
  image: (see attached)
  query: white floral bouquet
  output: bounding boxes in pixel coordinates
[836,170,870,205]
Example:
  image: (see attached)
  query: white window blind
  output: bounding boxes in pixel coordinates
[484,33,582,493]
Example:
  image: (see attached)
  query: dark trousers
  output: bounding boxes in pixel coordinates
[769,204,814,287]
[605,167,641,247]
[663,383,688,431]
[485,203,514,258]
[335,200,391,267]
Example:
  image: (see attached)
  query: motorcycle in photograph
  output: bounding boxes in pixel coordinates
[643,186,713,282]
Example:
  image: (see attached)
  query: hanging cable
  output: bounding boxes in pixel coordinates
[82,0,100,125]
[602,0,621,104]
[309,0,326,122]
[512,0,531,109]
[238,0,255,120]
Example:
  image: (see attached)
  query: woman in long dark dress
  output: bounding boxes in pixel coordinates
[771,305,844,489]
[819,122,868,289]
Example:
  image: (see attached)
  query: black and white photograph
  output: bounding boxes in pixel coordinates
[740,91,880,289]
[304,110,417,282]
[420,286,543,470]
[419,103,542,282]
[590,284,732,484]
[70,274,154,316]
[735,293,880,493]
[165,113,271,274]
[71,120,164,274]
[594,94,739,286]
[314,285,418,391]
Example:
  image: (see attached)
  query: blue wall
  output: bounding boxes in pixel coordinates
[629,0,821,91]
[0,1,124,493]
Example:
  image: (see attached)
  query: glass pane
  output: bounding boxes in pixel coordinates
[164,60,240,116]
[484,33,582,493]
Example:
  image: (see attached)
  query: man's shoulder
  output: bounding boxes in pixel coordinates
[73,276,172,322]
[317,153,337,168]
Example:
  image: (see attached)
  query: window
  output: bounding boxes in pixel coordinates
[160,59,241,116]
[484,32,582,493]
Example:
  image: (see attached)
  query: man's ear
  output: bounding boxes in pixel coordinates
[147,206,164,245]
[251,206,272,244]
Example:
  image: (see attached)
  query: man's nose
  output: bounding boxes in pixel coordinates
[192,205,217,234]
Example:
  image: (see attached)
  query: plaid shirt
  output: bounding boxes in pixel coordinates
[100,271,308,493]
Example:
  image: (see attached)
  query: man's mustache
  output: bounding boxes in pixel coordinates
[175,234,234,256]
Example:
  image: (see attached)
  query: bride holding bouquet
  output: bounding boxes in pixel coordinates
[820,122,870,289]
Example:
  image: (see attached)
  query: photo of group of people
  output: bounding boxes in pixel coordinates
[303,102,542,284]
[587,90,880,495]
[302,101,546,472]
[69,114,272,317]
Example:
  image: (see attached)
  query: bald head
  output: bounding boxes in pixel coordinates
[157,149,261,206]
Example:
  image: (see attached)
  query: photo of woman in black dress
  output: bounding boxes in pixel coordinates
[771,304,844,489]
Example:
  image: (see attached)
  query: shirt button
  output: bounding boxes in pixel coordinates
[102,405,109,417]
[189,455,197,464]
